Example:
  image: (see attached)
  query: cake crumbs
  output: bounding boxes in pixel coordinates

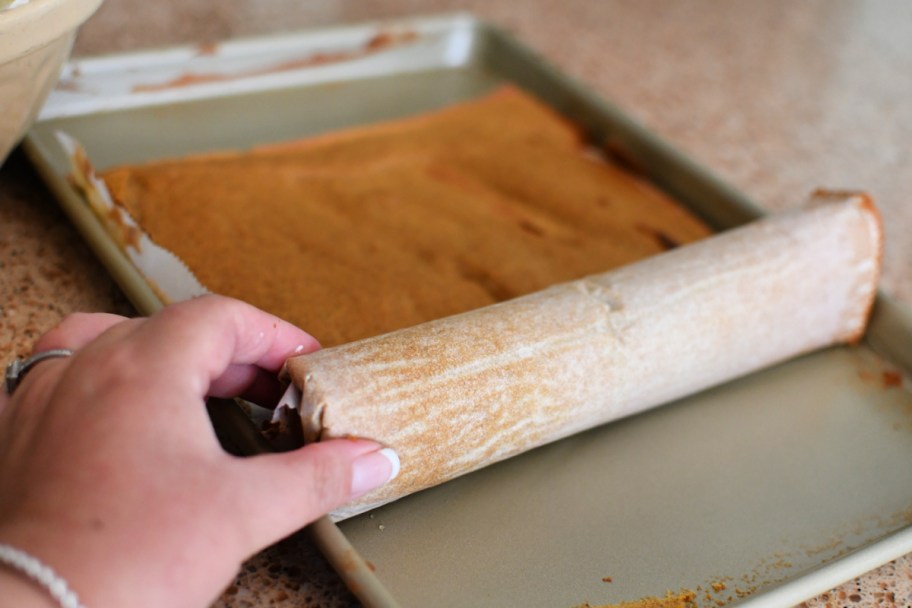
[575,589,697,608]
[882,370,903,387]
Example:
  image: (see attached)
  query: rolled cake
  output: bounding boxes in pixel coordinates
[285,192,882,520]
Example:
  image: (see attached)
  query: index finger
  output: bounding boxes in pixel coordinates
[102,295,320,399]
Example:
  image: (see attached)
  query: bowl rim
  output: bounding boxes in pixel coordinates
[0,0,104,62]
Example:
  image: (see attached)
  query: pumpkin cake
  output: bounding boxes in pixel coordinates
[100,86,711,346]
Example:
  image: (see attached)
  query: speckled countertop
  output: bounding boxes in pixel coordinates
[2,1,911,606]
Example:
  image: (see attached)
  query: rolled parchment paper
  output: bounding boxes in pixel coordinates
[285,192,882,520]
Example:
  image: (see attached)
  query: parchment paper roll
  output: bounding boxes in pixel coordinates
[285,192,882,520]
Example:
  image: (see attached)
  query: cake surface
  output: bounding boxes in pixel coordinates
[101,86,711,346]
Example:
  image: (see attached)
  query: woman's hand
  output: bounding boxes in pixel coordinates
[0,295,397,608]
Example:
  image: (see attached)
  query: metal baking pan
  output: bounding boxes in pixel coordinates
[24,14,912,608]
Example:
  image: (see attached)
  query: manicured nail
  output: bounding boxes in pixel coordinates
[350,447,400,499]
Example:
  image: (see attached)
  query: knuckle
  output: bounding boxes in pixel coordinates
[72,341,144,397]
[34,312,129,352]
[34,312,91,347]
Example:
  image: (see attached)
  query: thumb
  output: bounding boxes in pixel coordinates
[227,439,399,551]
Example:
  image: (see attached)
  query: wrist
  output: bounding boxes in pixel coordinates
[0,561,59,608]
[0,516,239,608]
[0,524,88,608]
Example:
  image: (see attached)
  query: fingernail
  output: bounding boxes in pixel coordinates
[350,448,400,499]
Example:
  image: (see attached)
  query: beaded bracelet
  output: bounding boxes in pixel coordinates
[0,543,86,608]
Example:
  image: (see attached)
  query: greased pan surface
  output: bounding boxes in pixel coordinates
[25,15,912,607]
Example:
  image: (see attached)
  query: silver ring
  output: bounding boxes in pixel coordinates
[5,349,75,395]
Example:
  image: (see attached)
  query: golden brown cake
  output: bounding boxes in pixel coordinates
[101,86,711,346]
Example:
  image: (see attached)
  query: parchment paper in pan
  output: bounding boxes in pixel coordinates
[57,131,208,304]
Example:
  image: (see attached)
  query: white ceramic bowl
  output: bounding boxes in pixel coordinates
[0,0,103,165]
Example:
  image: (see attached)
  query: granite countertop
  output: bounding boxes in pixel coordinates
[2,1,911,606]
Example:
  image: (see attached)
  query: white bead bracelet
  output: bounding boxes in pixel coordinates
[0,543,86,608]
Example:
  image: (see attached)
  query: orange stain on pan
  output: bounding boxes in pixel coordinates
[131,31,419,93]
